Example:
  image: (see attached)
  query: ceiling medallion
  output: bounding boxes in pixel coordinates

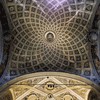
[45,31,55,43]
[45,81,55,90]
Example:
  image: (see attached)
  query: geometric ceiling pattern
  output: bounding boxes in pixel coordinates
[0,72,100,100]
[3,0,97,77]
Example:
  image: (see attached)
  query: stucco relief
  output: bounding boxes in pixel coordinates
[0,74,98,100]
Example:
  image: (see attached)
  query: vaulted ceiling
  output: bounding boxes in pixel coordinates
[0,0,100,99]
[1,0,99,79]
[0,72,100,100]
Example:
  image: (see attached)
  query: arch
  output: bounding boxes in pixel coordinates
[0,72,100,100]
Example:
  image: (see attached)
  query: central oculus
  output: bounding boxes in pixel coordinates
[45,31,55,43]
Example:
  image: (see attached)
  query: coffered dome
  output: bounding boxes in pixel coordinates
[1,0,98,78]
